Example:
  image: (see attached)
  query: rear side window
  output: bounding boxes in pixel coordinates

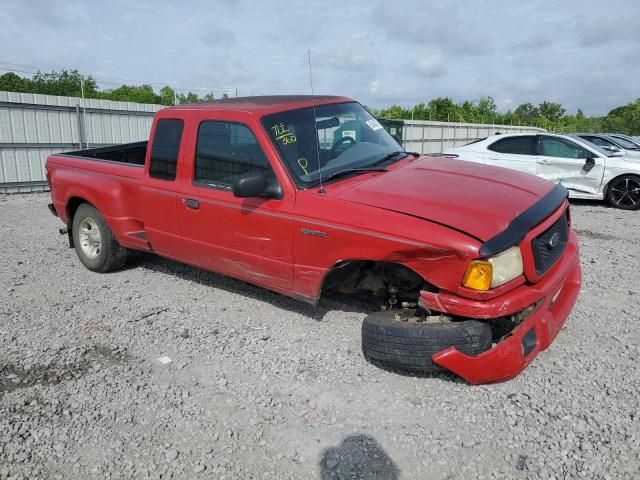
[149,119,184,180]
[488,136,536,155]
[194,121,274,188]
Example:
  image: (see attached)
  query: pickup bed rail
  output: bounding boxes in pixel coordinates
[62,141,147,166]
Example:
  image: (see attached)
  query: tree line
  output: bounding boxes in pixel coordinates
[372,96,640,135]
[0,69,227,106]
[1,69,638,135]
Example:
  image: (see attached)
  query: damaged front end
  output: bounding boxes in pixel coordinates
[418,250,581,384]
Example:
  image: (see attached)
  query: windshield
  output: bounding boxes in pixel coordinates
[261,102,403,188]
[610,136,639,149]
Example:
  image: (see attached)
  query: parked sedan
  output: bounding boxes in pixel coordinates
[444,133,640,210]
[575,133,640,158]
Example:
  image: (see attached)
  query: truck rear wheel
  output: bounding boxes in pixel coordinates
[72,203,127,273]
[362,311,492,374]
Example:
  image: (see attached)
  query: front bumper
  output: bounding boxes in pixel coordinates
[420,233,581,384]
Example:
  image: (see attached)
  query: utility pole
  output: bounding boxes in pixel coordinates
[80,76,89,149]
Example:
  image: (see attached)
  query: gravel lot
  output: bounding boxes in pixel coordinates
[1,193,639,480]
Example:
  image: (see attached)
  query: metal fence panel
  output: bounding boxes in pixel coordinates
[400,120,545,154]
[0,91,162,192]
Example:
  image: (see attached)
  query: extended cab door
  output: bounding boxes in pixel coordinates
[536,135,605,195]
[176,115,294,292]
[484,135,538,175]
[139,118,186,255]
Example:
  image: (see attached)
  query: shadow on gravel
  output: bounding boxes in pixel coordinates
[364,357,466,384]
[568,198,613,209]
[126,252,380,321]
[319,434,399,480]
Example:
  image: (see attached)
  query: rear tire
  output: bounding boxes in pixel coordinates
[606,175,640,210]
[72,203,127,272]
[362,311,492,373]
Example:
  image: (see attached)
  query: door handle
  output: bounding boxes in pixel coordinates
[183,198,199,210]
[540,159,551,164]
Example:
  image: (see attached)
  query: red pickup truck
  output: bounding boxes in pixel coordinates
[46,96,581,384]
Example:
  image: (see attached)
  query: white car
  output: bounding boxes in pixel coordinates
[576,133,640,158]
[443,133,640,210]
[606,133,640,151]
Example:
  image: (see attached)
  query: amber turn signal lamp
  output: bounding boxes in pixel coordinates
[463,260,493,291]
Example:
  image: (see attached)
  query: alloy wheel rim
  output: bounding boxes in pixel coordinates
[78,217,102,259]
[610,177,640,208]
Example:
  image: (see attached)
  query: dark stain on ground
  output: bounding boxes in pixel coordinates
[0,345,128,395]
[574,229,623,242]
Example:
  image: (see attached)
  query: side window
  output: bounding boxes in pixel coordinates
[583,136,610,147]
[149,119,184,181]
[540,137,591,159]
[487,136,536,155]
[194,121,274,188]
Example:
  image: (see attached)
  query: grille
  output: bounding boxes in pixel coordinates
[531,212,569,275]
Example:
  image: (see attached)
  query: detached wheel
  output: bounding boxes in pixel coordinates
[606,175,640,210]
[362,311,492,373]
[72,203,127,272]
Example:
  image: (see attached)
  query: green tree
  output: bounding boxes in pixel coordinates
[538,101,566,122]
[427,97,459,122]
[159,86,176,105]
[31,70,99,97]
[0,72,32,92]
[103,84,160,104]
[513,103,539,123]
[477,96,497,119]
[377,104,411,120]
[178,91,200,104]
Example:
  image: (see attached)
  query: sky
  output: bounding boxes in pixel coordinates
[1,0,639,115]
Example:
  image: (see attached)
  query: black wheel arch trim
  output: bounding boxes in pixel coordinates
[479,183,568,257]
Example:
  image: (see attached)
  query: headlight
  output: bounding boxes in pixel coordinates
[463,246,523,291]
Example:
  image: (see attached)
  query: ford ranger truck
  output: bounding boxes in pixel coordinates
[46,96,581,384]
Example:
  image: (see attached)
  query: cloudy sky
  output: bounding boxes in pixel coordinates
[1,0,639,115]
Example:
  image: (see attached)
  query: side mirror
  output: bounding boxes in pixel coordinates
[232,171,282,199]
[583,157,596,172]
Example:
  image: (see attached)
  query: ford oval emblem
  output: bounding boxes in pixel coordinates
[547,232,560,250]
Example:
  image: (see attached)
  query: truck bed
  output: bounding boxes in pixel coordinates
[63,141,147,166]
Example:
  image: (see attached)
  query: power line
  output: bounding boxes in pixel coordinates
[0,61,236,93]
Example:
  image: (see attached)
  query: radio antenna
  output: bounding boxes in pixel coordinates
[307,50,324,194]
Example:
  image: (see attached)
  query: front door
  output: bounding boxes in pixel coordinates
[177,119,294,292]
[536,135,605,195]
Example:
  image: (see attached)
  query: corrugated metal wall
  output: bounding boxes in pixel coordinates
[401,120,545,154]
[0,91,162,192]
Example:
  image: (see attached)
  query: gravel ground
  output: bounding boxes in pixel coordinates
[0,193,639,480]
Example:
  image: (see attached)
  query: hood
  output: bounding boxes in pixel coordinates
[331,156,557,241]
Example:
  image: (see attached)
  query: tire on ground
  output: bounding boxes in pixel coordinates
[362,311,492,373]
[606,174,640,210]
[72,203,127,273]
